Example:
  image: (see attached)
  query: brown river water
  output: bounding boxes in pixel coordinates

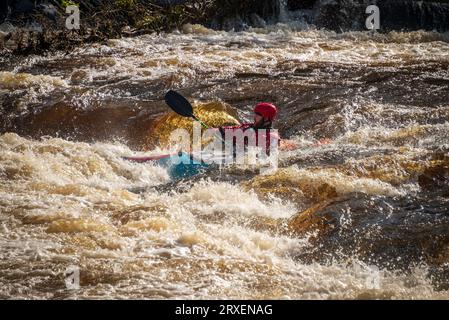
[0,24,449,299]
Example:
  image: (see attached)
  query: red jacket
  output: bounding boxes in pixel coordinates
[217,123,280,154]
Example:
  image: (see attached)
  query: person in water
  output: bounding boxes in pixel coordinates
[215,102,299,154]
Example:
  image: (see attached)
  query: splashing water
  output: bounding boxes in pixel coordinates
[1,25,449,299]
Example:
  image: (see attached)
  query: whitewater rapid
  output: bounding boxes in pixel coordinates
[1,24,449,299]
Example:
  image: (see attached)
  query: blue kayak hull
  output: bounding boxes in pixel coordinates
[155,153,210,180]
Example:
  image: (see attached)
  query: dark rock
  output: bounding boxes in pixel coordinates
[153,0,188,7]
[249,13,267,28]
[290,193,449,273]
[0,1,11,21]
[13,0,34,14]
[379,0,449,32]
[206,0,281,29]
[221,15,248,32]
[314,0,449,32]
[38,3,58,21]
[288,0,316,10]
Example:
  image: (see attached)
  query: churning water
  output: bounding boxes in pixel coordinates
[0,23,449,299]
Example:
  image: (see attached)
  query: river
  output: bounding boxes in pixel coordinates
[1,23,449,299]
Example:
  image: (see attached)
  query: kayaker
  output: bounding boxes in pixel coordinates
[216,102,299,153]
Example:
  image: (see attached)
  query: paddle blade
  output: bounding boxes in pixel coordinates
[164,90,194,118]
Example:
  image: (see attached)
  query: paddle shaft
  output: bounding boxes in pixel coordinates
[192,115,209,129]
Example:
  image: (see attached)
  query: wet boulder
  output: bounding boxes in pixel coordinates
[289,193,449,274]
[314,0,449,32]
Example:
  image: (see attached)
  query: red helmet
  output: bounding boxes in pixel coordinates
[254,102,277,121]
